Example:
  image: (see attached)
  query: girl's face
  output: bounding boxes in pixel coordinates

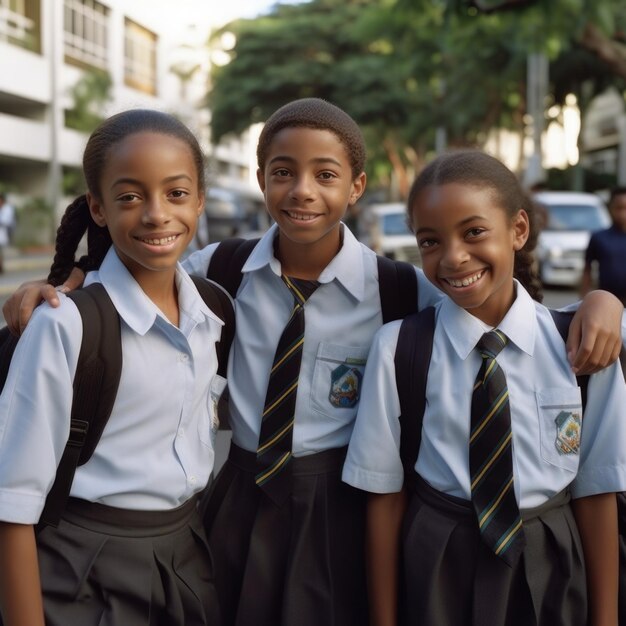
[256,127,365,252]
[87,131,203,283]
[412,183,529,326]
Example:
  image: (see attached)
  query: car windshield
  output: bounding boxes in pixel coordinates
[544,204,607,231]
[382,212,411,235]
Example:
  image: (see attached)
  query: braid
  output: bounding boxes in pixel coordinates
[514,196,544,303]
[47,195,112,286]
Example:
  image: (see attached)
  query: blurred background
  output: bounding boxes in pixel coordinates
[0,0,625,311]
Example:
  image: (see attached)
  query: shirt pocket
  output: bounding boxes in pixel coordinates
[311,342,368,424]
[536,387,583,473]
[199,374,227,446]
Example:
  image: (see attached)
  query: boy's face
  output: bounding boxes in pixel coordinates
[257,127,365,250]
[609,193,626,232]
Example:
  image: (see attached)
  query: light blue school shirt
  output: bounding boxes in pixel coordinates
[183,223,442,455]
[343,280,626,508]
[0,248,226,524]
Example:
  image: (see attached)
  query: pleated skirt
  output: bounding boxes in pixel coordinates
[202,443,368,626]
[401,475,587,626]
[36,496,220,626]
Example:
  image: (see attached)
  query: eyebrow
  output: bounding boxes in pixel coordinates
[110,174,193,189]
[414,215,488,236]
[267,155,343,168]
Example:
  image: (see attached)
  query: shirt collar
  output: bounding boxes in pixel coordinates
[85,247,222,336]
[439,279,536,361]
[241,223,365,301]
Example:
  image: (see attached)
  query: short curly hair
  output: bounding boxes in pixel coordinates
[256,98,366,179]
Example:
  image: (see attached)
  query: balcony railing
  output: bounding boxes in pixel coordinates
[0,5,38,52]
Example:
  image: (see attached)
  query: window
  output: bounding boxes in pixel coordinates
[0,0,40,52]
[63,0,108,70]
[124,18,157,95]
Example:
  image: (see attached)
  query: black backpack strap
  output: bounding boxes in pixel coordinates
[0,327,19,394]
[38,283,122,529]
[377,255,419,324]
[206,238,259,299]
[190,275,235,378]
[548,309,590,411]
[394,306,436,488]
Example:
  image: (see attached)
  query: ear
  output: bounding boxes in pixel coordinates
[348,172,367,206]
[512,209,530,251]
[196,190,205,218]
[86,192,107,227]
[256,168,266,193]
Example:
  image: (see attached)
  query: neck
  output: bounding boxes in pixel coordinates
[131,267,180,327]
[276,226,343,280]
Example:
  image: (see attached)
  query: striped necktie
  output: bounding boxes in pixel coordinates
[255,275,319,505]
[470,330,526,567]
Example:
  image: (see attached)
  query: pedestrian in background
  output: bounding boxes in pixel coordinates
[0,193,15,273]
[581,186,626,306]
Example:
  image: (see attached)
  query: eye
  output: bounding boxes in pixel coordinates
[466,227,486,239]
[417,238,437,249]
[169,189,189,199]
[117,192,139,202]
[318,171,337,181]
[272,168,291,177]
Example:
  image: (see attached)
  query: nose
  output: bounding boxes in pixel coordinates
[441,240,470,269]
[142,196,171,225]
[290,173,315,203]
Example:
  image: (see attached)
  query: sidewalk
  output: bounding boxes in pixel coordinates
[0,246,55,296]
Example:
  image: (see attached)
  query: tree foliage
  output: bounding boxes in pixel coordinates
[208,0,626,195]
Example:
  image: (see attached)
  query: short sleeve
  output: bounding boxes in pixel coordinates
[342,321,405,494]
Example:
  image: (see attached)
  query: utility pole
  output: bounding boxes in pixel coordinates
[524,52,548,188]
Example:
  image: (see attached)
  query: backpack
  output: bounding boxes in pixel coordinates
[394,307,590,487]
[206,237,419,324]
[0,275,234,529]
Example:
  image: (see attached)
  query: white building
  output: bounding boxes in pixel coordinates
[0,0,259,232]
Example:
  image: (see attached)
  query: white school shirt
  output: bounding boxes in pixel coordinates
[183,223,442,456]
[342,280,626,508]
[0,248,226,524]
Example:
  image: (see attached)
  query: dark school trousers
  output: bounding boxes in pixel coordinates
[203,443,368,626]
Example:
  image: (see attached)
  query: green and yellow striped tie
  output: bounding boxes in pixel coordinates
[470,330,526,567]
[255,275,319,505]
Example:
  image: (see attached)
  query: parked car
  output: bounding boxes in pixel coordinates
[193,186,269,250]
[358,202,421,266]
[534,191,611,288]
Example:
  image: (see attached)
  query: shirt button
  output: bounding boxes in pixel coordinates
[179,353,189,362]
[189,476,197,484]
[178,428,184,437]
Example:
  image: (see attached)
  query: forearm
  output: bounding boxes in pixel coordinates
[572,493,618,626]
[366,490,407,626]
[0,522,45,626]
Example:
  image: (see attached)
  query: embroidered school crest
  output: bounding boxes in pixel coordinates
[554,410,581,455]
[329,363,363,409]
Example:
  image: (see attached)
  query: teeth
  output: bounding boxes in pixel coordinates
[140,235,177,245]
[287,211,317,221]
[446,271,483,287]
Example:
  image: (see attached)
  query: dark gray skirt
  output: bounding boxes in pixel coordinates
[203,443,368,626]
[36,496,220,626]
[401,475,587,626]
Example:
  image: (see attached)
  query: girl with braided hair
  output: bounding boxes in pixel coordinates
[0,109,225,626]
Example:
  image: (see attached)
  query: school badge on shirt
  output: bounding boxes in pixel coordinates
[329,362,363,409]
[554,410,581,455]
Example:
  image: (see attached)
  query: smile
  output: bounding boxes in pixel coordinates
[136,235,179,246]
[443,270,484,288]
[285,211,319,221]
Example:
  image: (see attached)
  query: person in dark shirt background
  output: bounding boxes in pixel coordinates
[581,186,626,306]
